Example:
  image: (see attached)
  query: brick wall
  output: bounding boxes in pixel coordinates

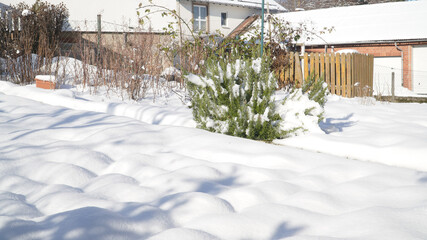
[305,44,413,90]
[402,46,412,89]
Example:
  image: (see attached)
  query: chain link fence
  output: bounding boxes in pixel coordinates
[373,64,427,96]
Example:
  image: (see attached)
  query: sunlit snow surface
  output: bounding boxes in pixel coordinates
[1,81,427,240]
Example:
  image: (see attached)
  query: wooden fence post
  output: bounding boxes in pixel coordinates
[391,72,395,99]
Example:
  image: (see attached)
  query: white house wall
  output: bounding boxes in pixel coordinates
[412,46,427,94]
[177,0,194,36]
[142,0,258,36]
[138,0,179,33]
[208,3,257,36]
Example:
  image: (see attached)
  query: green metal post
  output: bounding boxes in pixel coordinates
[260,0,265,57]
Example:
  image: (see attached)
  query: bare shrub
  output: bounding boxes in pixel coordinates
[0,0,68,84]
[64,29,180,101]
[354,82,375,105]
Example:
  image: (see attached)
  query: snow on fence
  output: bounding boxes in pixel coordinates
[278,52,374,97]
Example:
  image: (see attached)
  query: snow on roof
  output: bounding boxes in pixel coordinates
[197,0,287,12]
[275,0,427,45]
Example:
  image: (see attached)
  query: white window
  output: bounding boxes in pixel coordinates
[193,5,207,32]
[221,12,227,27]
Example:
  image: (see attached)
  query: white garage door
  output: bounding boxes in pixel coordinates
[413,45,427,94]
[373,57,402,96]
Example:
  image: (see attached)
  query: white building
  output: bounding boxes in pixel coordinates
[242,0,427,95]
[139,0,286,36]
[0,0,286,35]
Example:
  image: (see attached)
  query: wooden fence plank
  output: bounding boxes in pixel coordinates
[362,54,365,94]
[369,55,374,96]
[341,53,346,97]
[285,62,290,85]
[304,52,308,81]
[309,53,314,79]
[295,53,303,87]
[355,54,359,96]
[331,53,336,94]
[278,69,284,86]
[314,53,319,80]
[325,53,330,92]
[364,54,368,93]
[360,54,363,96]
[320,53,325,80]
[351,53,355,97]
[336,53,341,95]
[290,52,294,84]
[361,54,365,92]
[346,53,352,97]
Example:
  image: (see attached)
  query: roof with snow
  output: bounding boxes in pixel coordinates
[194,0,287,12]
[275,0,427,46]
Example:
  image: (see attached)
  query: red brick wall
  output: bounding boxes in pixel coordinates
[402,46,412,89]
[305,44,413,90]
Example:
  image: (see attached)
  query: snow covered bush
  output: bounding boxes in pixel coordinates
[186,52,282,141]
[187,51,329,140]
[276,74,328,137]
[301,74,329,109]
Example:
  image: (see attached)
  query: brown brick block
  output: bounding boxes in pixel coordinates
[35,79,56,90]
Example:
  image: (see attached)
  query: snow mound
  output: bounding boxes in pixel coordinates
[0,80,427,239]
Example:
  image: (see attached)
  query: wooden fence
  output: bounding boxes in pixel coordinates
[278,52,374,97]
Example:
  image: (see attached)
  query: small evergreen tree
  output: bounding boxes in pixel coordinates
[187,49,282,141]
[302,74,328,107]
[301,74,328,122]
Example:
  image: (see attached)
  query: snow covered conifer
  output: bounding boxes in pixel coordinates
[301,74,329,122]
[302,74,329,108]
[186,49,282,141]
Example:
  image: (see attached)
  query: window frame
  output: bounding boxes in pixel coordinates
[193,4,208,32]
[221,12,228,27]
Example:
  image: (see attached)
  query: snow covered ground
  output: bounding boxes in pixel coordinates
[1,81,427,239]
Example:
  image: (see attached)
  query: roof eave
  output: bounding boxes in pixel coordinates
[303,38,427,47]
[191,0,287,12]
